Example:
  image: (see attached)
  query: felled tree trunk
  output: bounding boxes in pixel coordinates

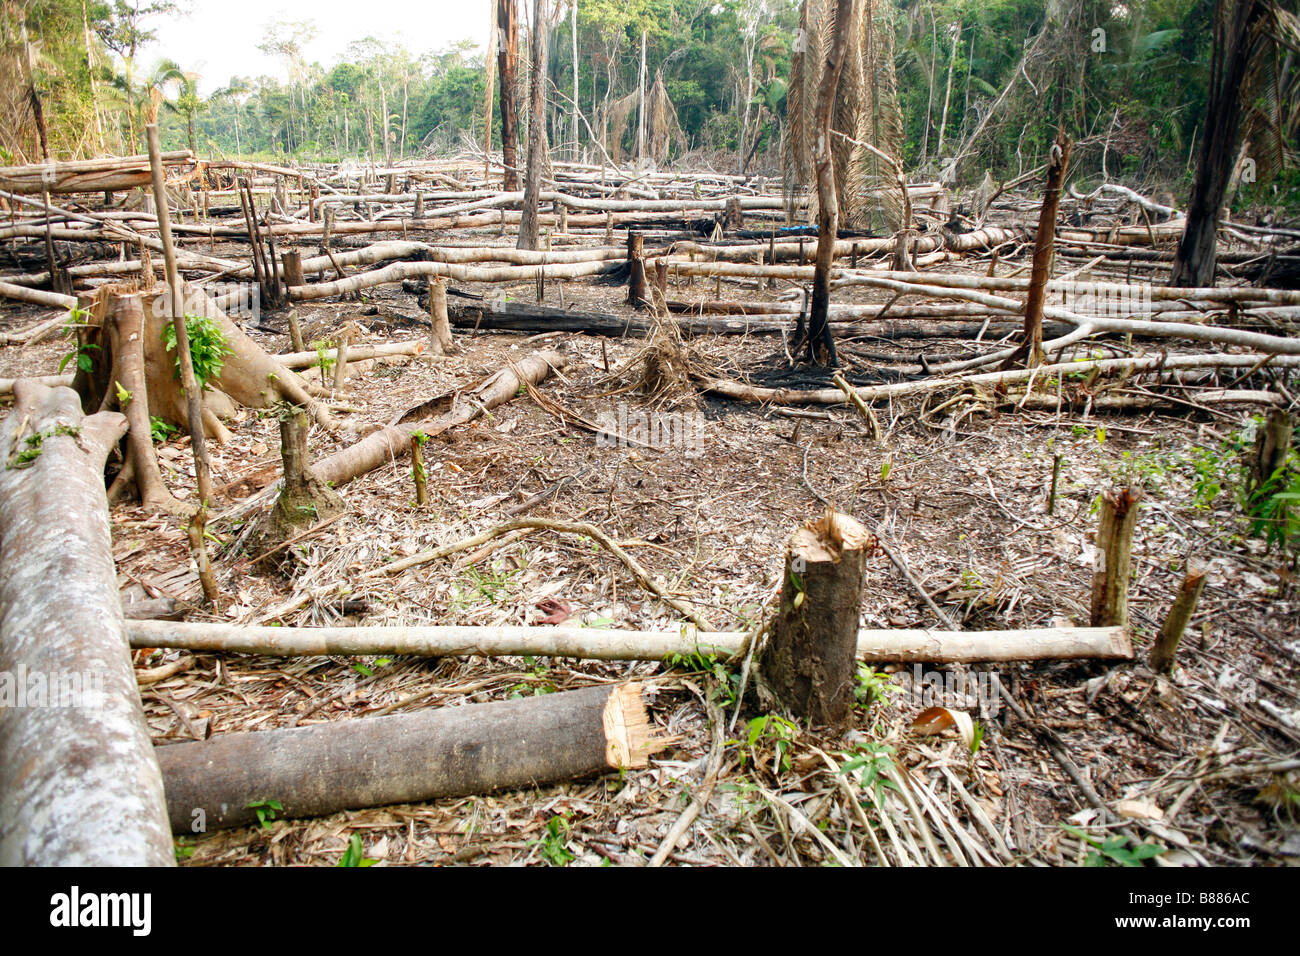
[761,510,874,727]
[315,348,567,488]
[154,683,664,832]
[71,285,336,443]
[0,381,173,865]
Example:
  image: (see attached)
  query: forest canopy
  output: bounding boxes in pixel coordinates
[0,0,1294,206]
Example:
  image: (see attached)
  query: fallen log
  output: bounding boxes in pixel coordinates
[288,259,620,301]
[446,298,1054,339]
[0,381,173,865]
[0,279,76,310]
[274,340,425,369]
[233,239,627,282]
[127,619,1133,663]
[694,351,1300,407]
[314,347,567,487]
[153,682,664,832]
[0,151,193,194]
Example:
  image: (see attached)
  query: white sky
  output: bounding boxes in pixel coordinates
[138,0,493,96]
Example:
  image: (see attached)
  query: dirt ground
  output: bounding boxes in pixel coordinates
[1,233,1297,867]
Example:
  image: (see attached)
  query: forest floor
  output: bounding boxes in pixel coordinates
[1,234,1297,868]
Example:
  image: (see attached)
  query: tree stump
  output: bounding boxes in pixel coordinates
[1247,409,1293,499]
[254,405,345,567]
[1090,486,1141,627]
[1149,566,1207,674]
[761,511,874,727]
[724,196,744,232]
[281,250,305,291]
[626,231,647,308]
[427,277,455,354]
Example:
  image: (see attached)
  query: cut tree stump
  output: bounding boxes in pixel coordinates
[761,511,875,727]
[252,405,345,565]
[1149,566,1207,674]
[70,284,337,442]
[153,682,666,833]
[1090,486,1141,628]
[626,231,646,307]
[427,276,455,354]
[0,381,173,865]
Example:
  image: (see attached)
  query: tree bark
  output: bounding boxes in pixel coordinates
[102,293,189,514]
[762,510,874,727]
[1149,567,1207,674]
[805,0,855,367]
[1170,0,1262,287]
[626,231,647,307]
[498,0,521,191]
[154,683,662,832]
[517,0,550,250]
[0,381,173,865]
[129,619,1134,664]
[427,277,455,354]
[1090,487,1141,628]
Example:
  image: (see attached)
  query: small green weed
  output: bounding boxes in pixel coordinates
[162,314,231,389]
[247,799,283,829]
[1062,826,1166,867]
[530,814,575,866]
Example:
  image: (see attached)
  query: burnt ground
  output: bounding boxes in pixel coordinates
[1,240,1297,868]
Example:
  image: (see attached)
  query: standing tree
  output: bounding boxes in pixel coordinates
[788,0,905,364]
[1171,0,1300,288]
[804,0,854,367]
[518,0,550,251]
[498,0,521,190]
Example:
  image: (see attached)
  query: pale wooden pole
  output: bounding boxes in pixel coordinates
[147,123,218,603]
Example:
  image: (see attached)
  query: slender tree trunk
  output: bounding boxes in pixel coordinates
[1004,131,1071,369]
[936,19,960,157]
[517,0,550,250]
[1171,0,1260,288]
[805,0,855,367]
[636,30,647,163]
[19,23,49,161]
[484,0,498,175]
[920,3,937,164]
[499,0,521,190]
[572,0,580,159]
[380,79,391,165]
[82,0,106,151]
